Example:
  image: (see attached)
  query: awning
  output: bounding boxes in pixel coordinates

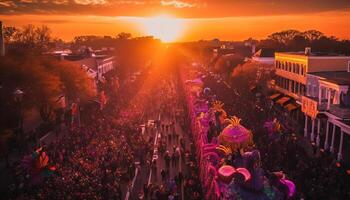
[276,97,291,105]
[269,93,282,101]
[284,103,300,112]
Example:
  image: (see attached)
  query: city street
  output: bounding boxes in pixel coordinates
[126,76,193,200]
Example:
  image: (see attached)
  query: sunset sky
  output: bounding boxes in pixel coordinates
[1,0,350,42]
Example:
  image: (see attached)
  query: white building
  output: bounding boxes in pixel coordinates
[302,71,350,161]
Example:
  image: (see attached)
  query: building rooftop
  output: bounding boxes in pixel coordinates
[309,71,350,85]
[253,48,275,58]
[71,57,98,70]
[276,51,346,57]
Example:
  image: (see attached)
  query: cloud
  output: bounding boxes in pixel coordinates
[0,1,16,7]
[74,0,108,6]
[161,0,196,8]
[0,0,349,17]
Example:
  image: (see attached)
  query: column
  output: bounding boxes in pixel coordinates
[327,89,331,110]
[330,124,336,153]
[318,86,322,104]
[324,120,330,150]
[337,130,344,161]
[316,119,321,147]
[288,79,291,92]
[311,118,315,142]
[304,115,308,137]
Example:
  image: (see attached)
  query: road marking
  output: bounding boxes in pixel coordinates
[147,113,162,186]
[124,164,139,200]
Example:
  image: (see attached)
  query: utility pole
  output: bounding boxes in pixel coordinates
[0,21,5,56]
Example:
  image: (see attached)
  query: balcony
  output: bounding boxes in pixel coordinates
[329,104,350,119]
[303,95,331,111]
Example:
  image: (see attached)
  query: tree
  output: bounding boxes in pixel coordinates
[3,26,20,43]
[267,30,301,45]
[289,35,309,51]
[117,32,132,40]
[0,55,95,122]
[213,54,245,75]
[4,24,53,54]
[302,30,324,42]
[42,59,96,101]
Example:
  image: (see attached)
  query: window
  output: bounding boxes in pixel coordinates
[300,65,304,75]
[295,64,299,74]
[296,82,300,94]
[300,84,303,95]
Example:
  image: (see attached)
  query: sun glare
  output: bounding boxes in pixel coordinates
[140,15,185,43]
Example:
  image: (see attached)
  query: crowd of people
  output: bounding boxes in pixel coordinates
[9,68,155,199]
[136,72,203,200]
[6,64,206,200]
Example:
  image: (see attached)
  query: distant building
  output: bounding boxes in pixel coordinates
[251,48,275,64]
[61,48,116,82]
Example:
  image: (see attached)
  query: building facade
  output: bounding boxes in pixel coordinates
[274,50,350,102]
[271,49,350,161]
[302,71,350,161]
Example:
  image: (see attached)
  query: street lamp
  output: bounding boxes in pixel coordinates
[13,88,24,135]
[13,88,24,102]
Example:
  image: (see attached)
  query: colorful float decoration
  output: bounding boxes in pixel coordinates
[280,179,296,198]
[218,116,253,151]
[218,165,252,184]
[210,101,227,126]
[218,165,236,183]
[20,147,56,185]
[264,118,282,135]
[216,145,232,156]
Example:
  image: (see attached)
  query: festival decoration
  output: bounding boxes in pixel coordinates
[216,145,232,156]
[20,147,56,185]
[279,179,296,198]
[264,118,281,135]
[210,101,227,130]
[203,87,211,95]
[218,165,236,183]
[236,168,251,181]
[218,116,253,151]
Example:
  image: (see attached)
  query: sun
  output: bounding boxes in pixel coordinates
[140,15,185,43]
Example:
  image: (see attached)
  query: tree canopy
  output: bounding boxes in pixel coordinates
[0,55,96,122]
[4,24,54,54]
[257,29,350,54]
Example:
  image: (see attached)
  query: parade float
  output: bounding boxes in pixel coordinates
[180,68,296,200]
[20,147,56,186]
[218,116,253,152]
